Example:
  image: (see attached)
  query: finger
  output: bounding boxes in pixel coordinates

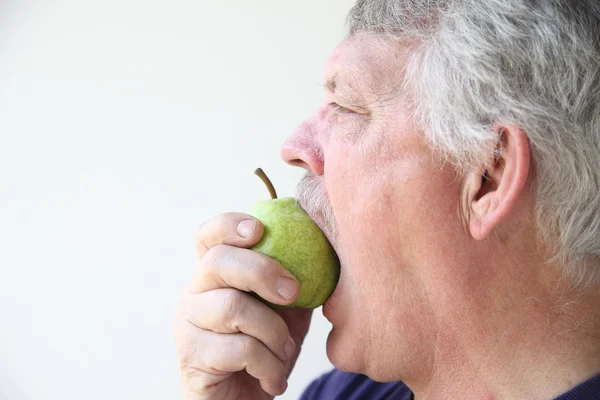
[192,326,288,396]
[195,213,264,259]
[192,245,299,305]
[174,316,286,398]
[182,289,296,362]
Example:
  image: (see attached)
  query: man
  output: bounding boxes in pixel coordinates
[173,0,600,398]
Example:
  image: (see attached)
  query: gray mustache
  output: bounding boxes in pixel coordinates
[296,172,338,241]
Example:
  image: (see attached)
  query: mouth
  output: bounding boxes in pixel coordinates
[323,281,341,321]
[297,200,342,317]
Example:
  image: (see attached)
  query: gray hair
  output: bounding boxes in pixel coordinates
[347,0,600,288]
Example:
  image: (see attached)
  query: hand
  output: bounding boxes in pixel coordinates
[173,213,313,400]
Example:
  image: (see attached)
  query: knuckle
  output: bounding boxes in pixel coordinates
[194,214,231,256]
[173,313,191,340]
[194,220,207,241]
[239,335,260,359]
[205,244,229,264]
[201,245,229,272]
[194,221,211,251]
[178,294,198,325]
[253,255,280,282]
[222,290,246,331]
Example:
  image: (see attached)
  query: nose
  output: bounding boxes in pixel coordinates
[280,114,325,176]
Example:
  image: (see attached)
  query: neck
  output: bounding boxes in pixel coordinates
[411,260,600,400]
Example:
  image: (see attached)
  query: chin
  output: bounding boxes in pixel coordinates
[327,329,403,383]
[325,326,364,375]
[323,289,359,373]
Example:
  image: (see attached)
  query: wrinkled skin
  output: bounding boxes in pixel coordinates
[280,33,600,399]
[175,33,600,400]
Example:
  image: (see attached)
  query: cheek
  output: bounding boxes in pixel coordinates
[324,135,463,299]
[324,145,411,301]
[322,137,465,375]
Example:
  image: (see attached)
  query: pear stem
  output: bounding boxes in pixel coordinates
[254,168,278,200]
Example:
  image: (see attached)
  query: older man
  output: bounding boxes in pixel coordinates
[174,0,600,399]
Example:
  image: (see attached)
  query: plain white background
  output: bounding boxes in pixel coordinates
[0,0,356,398]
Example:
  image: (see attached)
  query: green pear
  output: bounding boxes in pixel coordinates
[249,168,340,309]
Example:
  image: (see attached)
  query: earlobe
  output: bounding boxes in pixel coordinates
[470,194,499,241]
[467,125,531,241]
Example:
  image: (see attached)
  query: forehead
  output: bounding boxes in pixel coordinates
[324,33,407,97]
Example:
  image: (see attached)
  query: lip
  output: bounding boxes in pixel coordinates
[323,296,333,320]
[323,282,340,322]
[323,303,331,321]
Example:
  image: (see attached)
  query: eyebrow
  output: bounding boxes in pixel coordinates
[324,75,338,93]
[324,73,362,96]
[323,74,373,115]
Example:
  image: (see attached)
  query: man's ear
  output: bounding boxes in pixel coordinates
[468,124,531,241]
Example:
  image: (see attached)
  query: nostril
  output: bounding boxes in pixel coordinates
[289,159,309,169]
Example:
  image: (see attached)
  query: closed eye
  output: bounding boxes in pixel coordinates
[329,102,354,114]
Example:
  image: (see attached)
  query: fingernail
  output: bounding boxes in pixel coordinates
[237,220,257,238]
[285,336,295,359]
[276,276,298,300]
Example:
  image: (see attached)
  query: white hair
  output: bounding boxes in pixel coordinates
[297,172,338,242]
[347,0,600,288]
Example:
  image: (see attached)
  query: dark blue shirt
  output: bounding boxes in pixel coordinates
[299,369,600,400]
